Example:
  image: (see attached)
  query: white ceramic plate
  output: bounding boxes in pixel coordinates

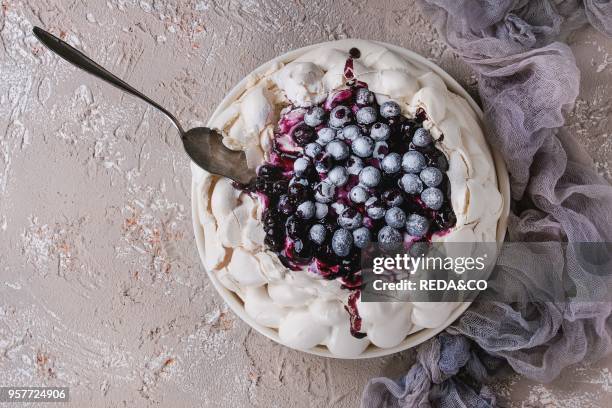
[191,40,511,359]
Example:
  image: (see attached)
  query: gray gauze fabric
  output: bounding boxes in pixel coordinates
[362,1,612,407]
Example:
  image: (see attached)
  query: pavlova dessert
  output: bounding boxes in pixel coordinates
[193,40,503,357]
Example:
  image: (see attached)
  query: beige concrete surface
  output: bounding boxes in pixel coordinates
[0,1,610,407]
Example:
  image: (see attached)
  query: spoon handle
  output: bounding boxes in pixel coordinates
[32,26,184,134]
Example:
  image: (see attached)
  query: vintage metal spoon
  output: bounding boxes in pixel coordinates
[32,26,253,184]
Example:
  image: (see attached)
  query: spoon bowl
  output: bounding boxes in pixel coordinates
[182,127,252,185]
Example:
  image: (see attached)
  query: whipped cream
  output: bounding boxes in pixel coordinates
[192,39,503,357]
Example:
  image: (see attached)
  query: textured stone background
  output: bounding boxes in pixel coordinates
[0,1,611,407]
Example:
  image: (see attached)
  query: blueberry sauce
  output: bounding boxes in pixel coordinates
[241,55,456,339]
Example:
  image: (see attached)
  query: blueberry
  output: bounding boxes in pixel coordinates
[304,142,322,158]
[314,154,333,173]
[332,228,353,257]
[289,176,309,187]
[327,166,349,186]
[292,238,313,260]
[402,151,427,173]
[373,141,389,159]
[315,202,328,219]
[380,101,401,118]
[296,200,315,219]
[349,185,369,204]
[353,227,371,248]
[271,179,288,195]
[406,214,430,237]
[316,127,336,145]
[381,152,401,173]
[355,88,374,106]
[338,124,361,141]
[346,155,364,175]
[382,189,404,207]
[356,106,377,125]
[385,207,406,229]
[293,157,310,177]
[326,140,349,160]
[329,105,352,128]
[338,208,363,230]
[399,173,424,194]
[421,187,444,210]
[257,164,282,180]
[420,167,443,187]
[370,122,390,141]
[285,215,305,239]
[412,128,433,147]
[365,197,386,219]
[292,124,316,146]
[314,181,336,203]
[331,201,347,215]
[288,182,310,201]
[309,224,327,245]
[277,195,295,215]
[304,106,326,127]
[352,136,374,158]
[377,226,403,244]
[359,166,381,188]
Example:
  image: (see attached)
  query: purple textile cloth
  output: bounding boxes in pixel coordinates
[361,1,612,406]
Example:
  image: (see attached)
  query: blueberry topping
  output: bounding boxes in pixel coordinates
[420,167,443,187]
[370,122,390,141]
[380,101,401,118]
[352,136,374,158]
[314,202,329,219]
[346,155,365,175]
[332,228,353,257]
[359,166,381,188]
[421,187,444,210]
[353,227,371,249]
[304,106,326,127]
[296,200,315,219]
[327,165,349,186]
[385,207,406,229]
[314,181,336,203]
[399,173,424,194]
[402,151,427,173]
[293,157,310,177]
[338,207,363,230]
[292,124,316,146]
[406,214,430,237]
[309,224,327,245]
[338,124,361,141]
[329,105,352,128]
[326,140,350,160]
[250,84,455,289]
[378,226,403,244]
[355,88,374,106]
[356,106,377,125]
[381,152,402,173]
[304,142,322,158]
[349,185,369,204]
[412,128,433,147]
